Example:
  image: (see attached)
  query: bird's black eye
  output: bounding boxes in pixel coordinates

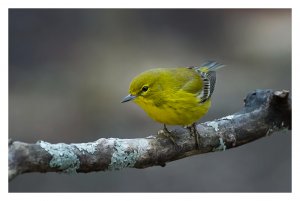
[142,86,149,92]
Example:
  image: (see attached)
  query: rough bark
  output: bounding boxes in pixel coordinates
[9,89,291,181]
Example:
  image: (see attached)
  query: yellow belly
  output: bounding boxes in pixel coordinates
[134,95,211,126]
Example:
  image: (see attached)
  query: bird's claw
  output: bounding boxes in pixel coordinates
[187,123,201,150]
[157,125,180,151]
[157,129,178,142]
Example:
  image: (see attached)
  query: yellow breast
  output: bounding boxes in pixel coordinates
[134,91,211,125]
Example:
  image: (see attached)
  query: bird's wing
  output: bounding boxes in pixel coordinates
[187,61,224,103]
[179,69,203,95]
[198,71,216,103]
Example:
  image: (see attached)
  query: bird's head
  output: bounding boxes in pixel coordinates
[121,69,161,104]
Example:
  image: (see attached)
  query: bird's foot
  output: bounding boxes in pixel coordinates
[186,123,201,149]
[157,124,180,150]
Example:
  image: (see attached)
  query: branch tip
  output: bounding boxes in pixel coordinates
[274,90,289,99]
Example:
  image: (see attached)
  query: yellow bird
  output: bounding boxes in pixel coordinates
[122,61,224,148]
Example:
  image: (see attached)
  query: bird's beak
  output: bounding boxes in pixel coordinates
[121,94,136,103]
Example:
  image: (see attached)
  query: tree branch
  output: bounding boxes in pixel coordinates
[9,89,291,181]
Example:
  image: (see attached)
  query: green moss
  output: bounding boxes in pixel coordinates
[213,138,226,152]
[73,141,99,154]
[108,138,148,171]
[206,121,219,131]
[39,141,80,174]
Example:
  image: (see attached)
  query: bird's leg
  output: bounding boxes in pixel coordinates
[163,124,170,133]
[157,124,179,146]
[187,123,200,149]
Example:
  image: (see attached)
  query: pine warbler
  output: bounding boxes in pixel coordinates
[122,61,224,148]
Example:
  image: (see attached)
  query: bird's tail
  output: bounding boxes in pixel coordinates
[197,61,225,73]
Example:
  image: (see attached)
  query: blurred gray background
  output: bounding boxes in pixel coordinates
[9,9,291,192]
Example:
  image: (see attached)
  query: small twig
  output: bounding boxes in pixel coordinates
[8,89,291,181]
